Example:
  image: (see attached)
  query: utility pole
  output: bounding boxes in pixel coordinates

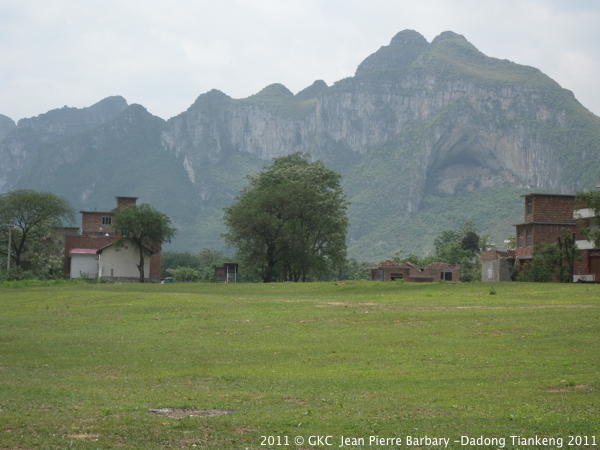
[6,221,13,272]
[571,231,575,283]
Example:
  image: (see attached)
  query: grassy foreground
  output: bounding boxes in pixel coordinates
[0,281,598,449]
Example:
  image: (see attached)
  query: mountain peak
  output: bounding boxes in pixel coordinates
[0,114,16,141]
[355,29,430,76]
[389,29,428,47]
[431,30,469,44]
[429,31,483,59]
[295,80,328,100]
[248,83,294,102]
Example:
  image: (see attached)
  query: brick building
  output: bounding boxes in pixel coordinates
[63,197,161,282]
[510,193,599,281]
[514,194,580,259]
[364,260,461,282]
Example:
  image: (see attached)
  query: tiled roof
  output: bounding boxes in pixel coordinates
[376,260,415,268]
[425,262,452,269]
[379,260,398,266]
[69,248,99,255]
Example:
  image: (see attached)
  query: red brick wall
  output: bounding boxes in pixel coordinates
[116,197,137,210]
[81,211,115,235]
[524,194,576,223]
[515,194,587,258]
[149,252,161,278]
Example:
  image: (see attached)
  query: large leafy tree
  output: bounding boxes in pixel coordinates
[222,152,349,282]
[0,190,74,268]
[112,203,177,283]
[434,222,481,265]
[432,221,482,281]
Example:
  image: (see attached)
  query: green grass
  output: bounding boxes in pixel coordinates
[1,281,599,449]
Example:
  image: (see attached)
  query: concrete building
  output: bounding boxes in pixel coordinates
[480,250,515,282]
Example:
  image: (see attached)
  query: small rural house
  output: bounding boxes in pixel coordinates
[63,197,161,282]
[96,242,151,280]
[364,260,461,282]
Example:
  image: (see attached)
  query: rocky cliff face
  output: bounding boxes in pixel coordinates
[2,30,600,259]
[161,30,596,215]
[0,96,128,192]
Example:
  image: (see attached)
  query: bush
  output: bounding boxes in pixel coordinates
[170,266,201,282]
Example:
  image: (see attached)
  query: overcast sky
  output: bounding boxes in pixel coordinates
[1,0,599,123]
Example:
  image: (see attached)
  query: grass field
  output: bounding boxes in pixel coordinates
[1,281,598,449]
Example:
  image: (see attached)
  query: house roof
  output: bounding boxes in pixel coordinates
[379,260,400,266]
[513,222,576,227]
[362,261,416,270]
[69,248,99,255]
[96,241,121,253]
[425,262,454,269]
[520,193,576,199]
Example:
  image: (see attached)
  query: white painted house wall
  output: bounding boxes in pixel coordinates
[70,254,99,279]
[98,244,149,279]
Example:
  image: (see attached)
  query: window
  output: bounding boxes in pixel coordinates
[101,216,112,225]
[526,229,532,247]
[526,198,533,215]
[518,232,523,248]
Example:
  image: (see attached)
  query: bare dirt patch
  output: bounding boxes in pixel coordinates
[149,408,233,418]
[67,433,99,440]
[546,384,590,392]
[413,304,599,311]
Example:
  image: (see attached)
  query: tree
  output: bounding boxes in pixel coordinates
[434,221,482,264]
[222,152,348,282]
[0,190,74,268]
[575,190,600,247]
[433,221,483,282]
[161,250,200,278]
[504,235,516,251]
[479,234,495,252]
[515,229,579,283]
[112,204,177,283]
[197,248,230,282]
[169,266,201,282]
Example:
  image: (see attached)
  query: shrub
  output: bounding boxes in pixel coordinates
[170,266,201,282]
